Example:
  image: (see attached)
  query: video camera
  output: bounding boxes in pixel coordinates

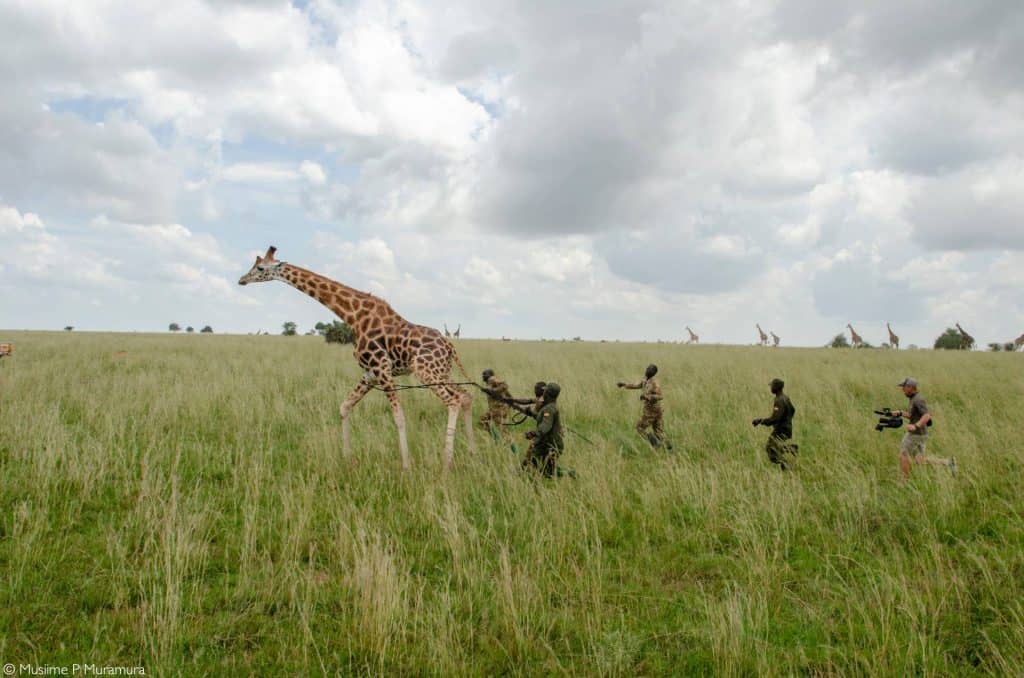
[873,408,903,432]
[874,408,933,432]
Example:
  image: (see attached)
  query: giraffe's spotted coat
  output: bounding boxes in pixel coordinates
[238,248,476,468]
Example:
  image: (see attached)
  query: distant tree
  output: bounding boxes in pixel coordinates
[282,321,297,336]
[324,320,355,344]
[1006,342,1016,352]
[988,342,1004,352]
[186,326,195,333]
[828,333,851,348]
[200,326,213,333]
[64,326,73,332]
[934,327,963,350]
[305,329,316,336]
[314,321,329,336]
[169,323,181,332]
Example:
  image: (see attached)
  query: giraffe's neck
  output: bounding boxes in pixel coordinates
[275,264,401,334]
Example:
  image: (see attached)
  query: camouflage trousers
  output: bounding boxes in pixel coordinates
[636,408,664,438]
[766,433,798,468]
[636,407,670,448]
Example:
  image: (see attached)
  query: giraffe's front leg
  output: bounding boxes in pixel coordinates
[340,379,374,458]
[382,388,410,470]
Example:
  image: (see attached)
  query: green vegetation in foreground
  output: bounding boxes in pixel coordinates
[1,331,1023,676]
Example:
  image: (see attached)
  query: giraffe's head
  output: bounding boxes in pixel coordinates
[239,246,284,285]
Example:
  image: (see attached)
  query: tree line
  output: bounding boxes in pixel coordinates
[169,323,213,333]
[828,327,1018,351]
[282,320,354,344]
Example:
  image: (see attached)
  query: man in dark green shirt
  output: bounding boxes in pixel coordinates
[752,378,797,470]
[524,382,564,477]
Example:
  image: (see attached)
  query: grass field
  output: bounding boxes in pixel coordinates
[1,330,1023,676]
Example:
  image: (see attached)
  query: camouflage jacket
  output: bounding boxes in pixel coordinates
[624,378,663,411]
[485,376,512,416]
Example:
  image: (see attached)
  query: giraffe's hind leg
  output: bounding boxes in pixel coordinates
[426,383,468,468]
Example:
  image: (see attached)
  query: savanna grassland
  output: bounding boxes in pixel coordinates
[1,330,1023,676]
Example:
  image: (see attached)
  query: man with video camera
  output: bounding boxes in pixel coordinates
[891,377,956,481]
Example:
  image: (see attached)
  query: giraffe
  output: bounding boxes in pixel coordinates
[756,324,768,346]
[685,326,699,344]
[955,322,975,350]
[453,324,461,339]
[239,247,475,469]
[1015,332,1024,352]
[886,322,899,350]
[443,323,451,338]
[770,331,780,347]
[847,324,864,348]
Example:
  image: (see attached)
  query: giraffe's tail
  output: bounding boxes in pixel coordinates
[447,340,473,383]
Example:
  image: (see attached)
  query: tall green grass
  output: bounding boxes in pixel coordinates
[1,331,1022,675]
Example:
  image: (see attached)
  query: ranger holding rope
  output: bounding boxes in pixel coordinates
[479,369,537,452]
[523,382,565,477]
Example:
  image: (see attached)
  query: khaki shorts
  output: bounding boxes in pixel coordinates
[900,432,928,457]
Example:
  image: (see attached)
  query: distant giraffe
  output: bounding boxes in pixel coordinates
[847,324,864,348]
[955,322,975,350]
[239,247,475,469]
[685,326,699,344]
[1015,332,1024,352]
[453,324,461,339]
[770,331,780,347]
[443,323,451,338]
[756,324,768,346]
[886,322,900,350]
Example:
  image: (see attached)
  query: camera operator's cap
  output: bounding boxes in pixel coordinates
[897,377,918,387]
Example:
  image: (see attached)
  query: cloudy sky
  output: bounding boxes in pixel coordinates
[2,0,1023,346]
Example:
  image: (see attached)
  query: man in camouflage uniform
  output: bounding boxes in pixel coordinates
[752,378,797,470]
[479,368,515,443]
[480,369,536,453]
[891,377,956,481]
[523,382,564,477]
[617,364,672,449]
